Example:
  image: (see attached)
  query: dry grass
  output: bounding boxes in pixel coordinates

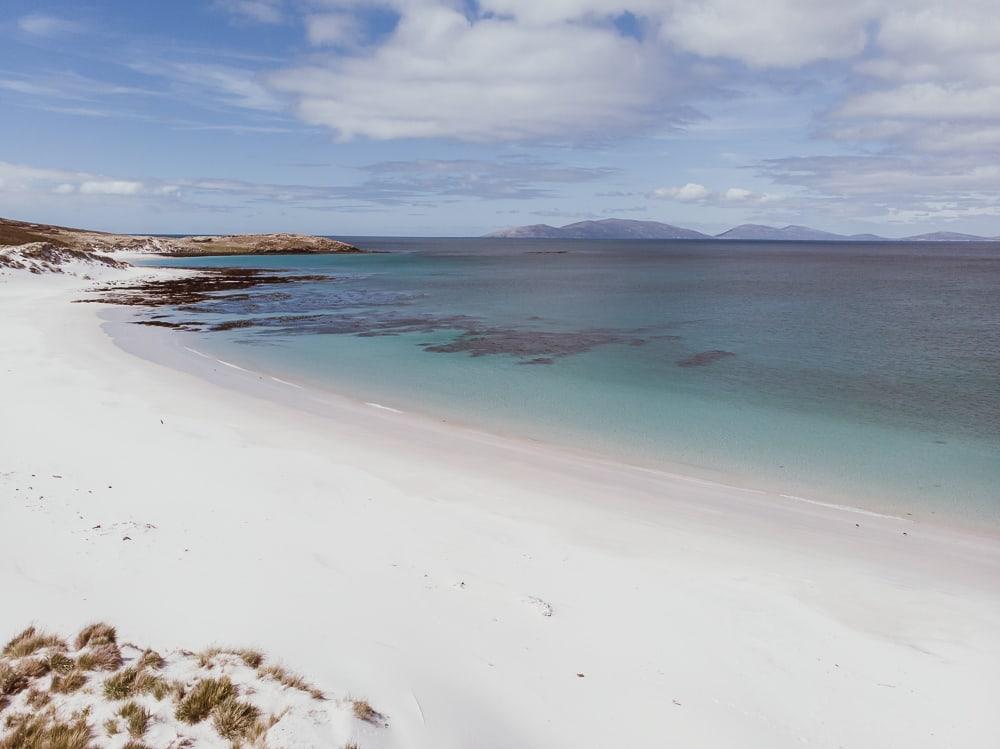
[49,653,76,674]
[0,622,359,748]
[175,677,236,724]
[259,664,324,700]
[26,687,51,709]
[51,670,87,694]
[0,663,29,697]
[102,666,171,701]
[137,649,165,670]
[19,657,50,679]
[198,647,265,669]
[352,699,386,726]
[103,667,139,700]
[119,701,152,738]
[211,696,261,740]
[0,709,93,749]
[76,643,123,671]
[2,626,66,658]
[75,623,117,650]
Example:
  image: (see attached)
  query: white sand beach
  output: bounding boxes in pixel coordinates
[2,265,999,748]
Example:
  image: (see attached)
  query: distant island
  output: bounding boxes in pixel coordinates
[486,219,1000,242]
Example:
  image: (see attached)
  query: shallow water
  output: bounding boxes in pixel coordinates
[138,238,1000,525]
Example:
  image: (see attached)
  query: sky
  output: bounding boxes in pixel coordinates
[1,0,998,237]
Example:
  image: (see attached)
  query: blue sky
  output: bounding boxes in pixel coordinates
[2,0,998,236]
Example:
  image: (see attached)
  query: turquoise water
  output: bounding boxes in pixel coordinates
[139,239,1000,525]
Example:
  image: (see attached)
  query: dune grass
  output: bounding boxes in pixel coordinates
[211,696,261,740]
[0,663,28,697]
[1,622,382,748]
[352,699,386,726]
[198,646,265,670]
[175,676,236,724]
[0,709,92,749]
[119,701,152,738]
[75,623,117,650]
[48,653,75,674]
[76,643,123,672]
[259,663,324,700]
[137,649,165,670]
[103,666,173,701]
[2,626,66,659]
[51,670,87,694]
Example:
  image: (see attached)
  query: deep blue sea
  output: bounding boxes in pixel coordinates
[138,238,1000,525]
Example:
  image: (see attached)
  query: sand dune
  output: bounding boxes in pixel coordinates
[1,264,998,748]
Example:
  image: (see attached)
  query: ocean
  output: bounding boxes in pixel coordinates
[136,238,1000,526]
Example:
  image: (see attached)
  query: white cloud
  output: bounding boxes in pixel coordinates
[722,187,780,203]
[79,180,145,195]
[213,0,284,24]
[838,83,1000,121]
[270,3,685,141]
[158,63,285,111]
[305,13,362,46]
[723,187,753,201]
[0,162,83,192]
[653,182,711,201]
[660,0,875,68]
[18,14,81,36]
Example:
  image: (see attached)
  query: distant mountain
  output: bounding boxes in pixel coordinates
[486,219,1000,242]
[714,224,873,241]
[486,219,710,239]
[901,231,991,241]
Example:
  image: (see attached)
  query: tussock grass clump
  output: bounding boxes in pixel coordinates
[77,643,123,672]
[103,665,172,701]
[122,742,152,749]
[260,664,324,700]
[175,677,236,724]
[0,709,93,749]
[198,647,265,669]
[119,701,152,738]
[236,649,264,669]
[103,718,120,736]
[75,623,117,650]
[352,699,385,725]
[26,687,51,709]
[49,652,75,674]
[211,696,261,740]
[2,626,66,658]
[0,663,28,696]
[104,667,139,700]
[19,657,50,679]
[137,649,164,670]
[51,670,87,694]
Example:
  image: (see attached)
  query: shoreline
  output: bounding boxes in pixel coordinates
[106,294,996,539]
[3,267,1000,747]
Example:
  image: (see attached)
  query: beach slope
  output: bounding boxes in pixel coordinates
[1,266,998,748]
